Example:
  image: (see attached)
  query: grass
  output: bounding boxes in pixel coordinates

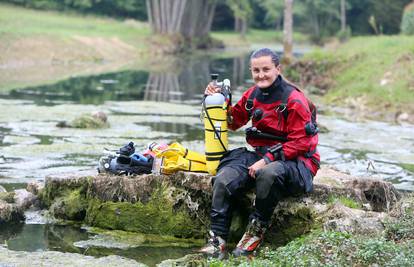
[212,29,310,48]
[305,35,414,112]
[0,3,150,44]
[209,230,414,267]
[328,195,362,209]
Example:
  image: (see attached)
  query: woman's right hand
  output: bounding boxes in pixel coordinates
[204,82,221,96]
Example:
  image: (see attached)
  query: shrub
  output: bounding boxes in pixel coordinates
[336,26,352,42]
[401,2,414,35]
[384,194,414,241]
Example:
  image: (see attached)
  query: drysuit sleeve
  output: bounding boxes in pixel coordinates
[227,89,253,130]
[264,93,314,161]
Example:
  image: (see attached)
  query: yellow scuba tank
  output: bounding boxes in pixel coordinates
[202,74,231,175]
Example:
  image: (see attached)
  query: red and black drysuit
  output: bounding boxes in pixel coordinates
[210,75,320,240]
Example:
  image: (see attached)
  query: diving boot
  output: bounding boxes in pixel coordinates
[232,219,267,257]
[199,230,227,260]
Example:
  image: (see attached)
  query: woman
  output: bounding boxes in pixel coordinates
[199,48,320,259]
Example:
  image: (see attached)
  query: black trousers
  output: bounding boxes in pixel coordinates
[210,147,313,239]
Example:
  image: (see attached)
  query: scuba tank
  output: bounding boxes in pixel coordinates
[202,74,231,175]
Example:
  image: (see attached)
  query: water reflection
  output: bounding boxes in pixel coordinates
[0,223,196,266]
[139,122,204,141]
[0,55,250,105]
[2,71,149,105]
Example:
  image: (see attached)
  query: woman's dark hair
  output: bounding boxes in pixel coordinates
[250,48,280,66]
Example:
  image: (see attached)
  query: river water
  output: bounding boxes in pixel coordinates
[0,52,413,265]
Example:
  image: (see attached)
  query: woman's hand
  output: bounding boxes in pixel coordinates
[204,82,221,96]
[248,159,267,178]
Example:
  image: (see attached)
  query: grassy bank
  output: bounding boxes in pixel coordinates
[210,194,414,267]
[0,3,152,91]
[304,36,414,119]
[212,29,309,49]
[0,4,149,40]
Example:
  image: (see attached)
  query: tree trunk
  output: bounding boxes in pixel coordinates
[240,18,247,39]
[146,0,217,50]
[340,0,346,31]
[283,0,294,64]
[235,17,240,32]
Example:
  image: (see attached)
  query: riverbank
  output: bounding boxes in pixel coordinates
[1,167,412,266]
[0,3,153,91]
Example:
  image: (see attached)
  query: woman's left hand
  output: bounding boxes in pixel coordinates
[248,159,267,178]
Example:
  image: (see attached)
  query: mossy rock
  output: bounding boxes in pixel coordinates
[85,186,206,238]
[56,112,109,129]
[70,115,109,129]
[267,200,316,246]
[50,189,88,221]
[0,200,24,224]
[327,195,363,209]
[0,192,15,204]
[39,176,90,207]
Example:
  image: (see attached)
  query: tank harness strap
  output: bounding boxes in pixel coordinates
[245,87,259,119]
[304,147,317,158]
[277,86,293,121]
[245,85,293,122]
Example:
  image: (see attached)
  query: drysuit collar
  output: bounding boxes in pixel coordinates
[258,75,282,95]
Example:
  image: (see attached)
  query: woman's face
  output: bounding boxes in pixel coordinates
[250,56,280,89]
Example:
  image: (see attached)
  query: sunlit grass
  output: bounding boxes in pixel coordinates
[0,3,150,42]
[212,29,309,47]
[305,35,414,110]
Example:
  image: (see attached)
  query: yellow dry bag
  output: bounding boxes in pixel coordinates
[154,142,207,174]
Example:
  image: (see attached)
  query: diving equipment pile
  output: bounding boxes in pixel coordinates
[98,141,208,175]
[98,142,153,175]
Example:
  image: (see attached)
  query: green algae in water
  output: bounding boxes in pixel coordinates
[398,163,414,173]
[335,148,377,160]
[79,227,203,249]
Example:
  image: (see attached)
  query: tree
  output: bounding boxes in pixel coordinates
[146,0,218,49]
[283,0,294,64]
[340,0,346,31]
[295,0,340,43]
[254,0,285,30]
[226,0,252,38]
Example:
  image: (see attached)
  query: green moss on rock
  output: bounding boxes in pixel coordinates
[328,195,363,209]
[39,176,90,207]
[85,187,205,238]
[0,192,15,204]
[267,202,316,246]
[51,189,88,221]
[84,227,203,248]
[70,114,109,129]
